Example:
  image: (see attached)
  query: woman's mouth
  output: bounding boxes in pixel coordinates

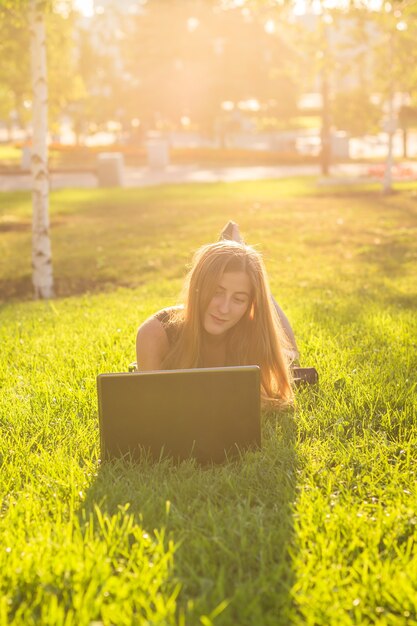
[211,315,227,324]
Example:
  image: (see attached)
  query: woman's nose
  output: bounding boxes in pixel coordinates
[218,295,231,314]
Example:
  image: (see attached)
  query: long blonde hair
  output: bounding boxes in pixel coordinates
[162,241,293,404]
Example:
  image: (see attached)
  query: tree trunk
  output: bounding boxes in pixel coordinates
[383,93,395,195]
[320,70,331,176]
[402,127,408,159]
[320,18,332,177]
[383,33,394,196]
[29,0,54,299]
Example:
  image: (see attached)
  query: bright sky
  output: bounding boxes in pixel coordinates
[293,0,383,12]
[73,0,384,17]
[74,0,94,17]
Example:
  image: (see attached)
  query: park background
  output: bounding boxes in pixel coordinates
[1,0,417,625]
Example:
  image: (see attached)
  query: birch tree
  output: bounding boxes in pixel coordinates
[345,0,417,194]
[0,0,54,297]
[29,0,54,298]
[378,1,417,195]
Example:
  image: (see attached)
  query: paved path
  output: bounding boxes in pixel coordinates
[1,162,416,192]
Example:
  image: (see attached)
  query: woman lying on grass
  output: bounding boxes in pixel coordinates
[136,223,298,407]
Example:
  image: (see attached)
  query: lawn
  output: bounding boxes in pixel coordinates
[1,178,416,625]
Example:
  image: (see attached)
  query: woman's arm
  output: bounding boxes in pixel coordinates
[136,316,170,371]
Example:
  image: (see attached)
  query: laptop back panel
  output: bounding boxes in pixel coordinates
[97,366,261,464]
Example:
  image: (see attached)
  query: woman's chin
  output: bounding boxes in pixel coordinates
[203,322,229,338]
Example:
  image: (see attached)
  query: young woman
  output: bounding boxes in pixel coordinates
[136,225,298,406]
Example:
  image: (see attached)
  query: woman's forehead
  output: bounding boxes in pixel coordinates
[218,270,251,293]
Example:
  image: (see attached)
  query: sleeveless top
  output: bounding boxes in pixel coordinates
[154,306,183,347]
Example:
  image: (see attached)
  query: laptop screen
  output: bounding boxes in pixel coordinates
[97,366,261,464]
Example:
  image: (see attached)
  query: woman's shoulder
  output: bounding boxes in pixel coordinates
[135,313,170,371]
[154,305,184,327]
[153,305,184,346]
[136,306,184,370]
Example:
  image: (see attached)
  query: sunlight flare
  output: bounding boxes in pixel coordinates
[74,0,94,17]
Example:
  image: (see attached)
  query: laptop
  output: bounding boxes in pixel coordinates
[97,366,261,465]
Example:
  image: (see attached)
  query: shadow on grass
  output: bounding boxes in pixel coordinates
[0,276,101,303]
[384,292,417,311]
[0,275,152,304]
[0,276,34,304]
[357,240,414,278]
[2,182,415,305]
[80,411,298,625]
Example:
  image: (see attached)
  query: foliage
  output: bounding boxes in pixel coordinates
[0,11,31,128]
[332,88,381,136]
[50,1,302,136]
[68,11,128,137]
[65,1,318,136]
[2,0,417,140]
[399,105,417,130]
[371,0,417,98]
[0,83,17,126]
[46,8,88,129]
[335,0,417,138]
[0,0,86,131]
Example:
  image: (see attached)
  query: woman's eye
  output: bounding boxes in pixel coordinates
[234,297,247,304]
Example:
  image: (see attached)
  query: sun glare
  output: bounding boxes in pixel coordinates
[74,0,94,17]
[293,0,384,13]
[72,0,387,19]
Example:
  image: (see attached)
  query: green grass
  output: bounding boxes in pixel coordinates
[0,144,22,165]
[1,178,416,625]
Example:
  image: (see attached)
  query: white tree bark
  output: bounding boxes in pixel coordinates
[29,0,54,298]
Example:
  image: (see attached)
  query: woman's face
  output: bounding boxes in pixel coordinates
[203,271,251,336]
